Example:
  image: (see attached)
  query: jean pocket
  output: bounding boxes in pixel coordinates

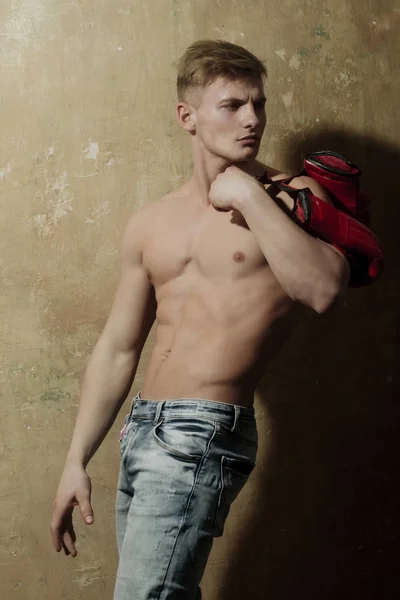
[214,455,255,536]
[152,417,215,463]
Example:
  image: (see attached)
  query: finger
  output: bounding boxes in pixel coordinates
[78,495,94,525]
[51,524,62,552]
[62,530,77,557]
[66,518,77,544]
[50,512,65,552]
[52,534,62,552]
[70,526,76,544]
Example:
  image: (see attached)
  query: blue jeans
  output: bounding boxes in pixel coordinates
[114,392,258,600]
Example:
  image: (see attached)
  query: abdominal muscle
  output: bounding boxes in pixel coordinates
[140,269,298,407]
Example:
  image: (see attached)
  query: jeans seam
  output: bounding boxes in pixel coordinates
[154,423,217,600]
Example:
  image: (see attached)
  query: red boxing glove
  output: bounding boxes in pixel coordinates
[303,150,371,226]
[257,150,385,287]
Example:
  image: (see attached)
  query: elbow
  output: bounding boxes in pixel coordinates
[292,251,350,314]
[313,276,349,315]
[294,283,345,314]
[314,288,345,315]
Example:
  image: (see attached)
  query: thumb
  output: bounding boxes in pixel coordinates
[78,495,94,525]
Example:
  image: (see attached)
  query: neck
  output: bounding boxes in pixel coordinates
[186,143,267,207]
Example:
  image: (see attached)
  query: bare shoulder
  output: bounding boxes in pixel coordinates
[257,162,291,182]
[266,167,291,181]
[122,188,180,253]
[262,163,332,205]
[122,197,162,254]
[264,168,316,187]
[124,200,157,235]
[126,189,174,228]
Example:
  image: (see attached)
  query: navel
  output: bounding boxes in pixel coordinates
[233,251,246,263]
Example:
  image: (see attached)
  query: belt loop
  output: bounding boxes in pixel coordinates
[128,393,139,418]
[230,405,240,432]
[153,400,165,425]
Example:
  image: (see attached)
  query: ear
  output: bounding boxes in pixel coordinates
[177,102,196,133]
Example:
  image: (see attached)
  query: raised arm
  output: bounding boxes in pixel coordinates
[51,204,157,556]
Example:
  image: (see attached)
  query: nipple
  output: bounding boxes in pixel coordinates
[233,251,246,263]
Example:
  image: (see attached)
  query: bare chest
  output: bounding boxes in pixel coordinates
[142,198,269,288]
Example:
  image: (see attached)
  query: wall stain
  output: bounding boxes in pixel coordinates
[297,47,309,57]
[313,25,331,40]
[296,44,322,59]
[41,389,71,404]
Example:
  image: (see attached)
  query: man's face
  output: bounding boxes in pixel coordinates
[189,76,267,163]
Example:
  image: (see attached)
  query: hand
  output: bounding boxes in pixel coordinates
[209,166,261,212]
[50,463,94,557]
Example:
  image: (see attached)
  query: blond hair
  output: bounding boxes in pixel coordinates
[177,39,267,106]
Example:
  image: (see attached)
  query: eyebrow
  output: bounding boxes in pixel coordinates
[219,96,267,104]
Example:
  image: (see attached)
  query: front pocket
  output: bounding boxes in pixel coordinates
[119,420,134,459]
[214,455,255,536]
[152,417,214,462]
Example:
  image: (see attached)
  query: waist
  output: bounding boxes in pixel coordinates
[129,391,255,426]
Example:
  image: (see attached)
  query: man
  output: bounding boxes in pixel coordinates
[51,40,351,598]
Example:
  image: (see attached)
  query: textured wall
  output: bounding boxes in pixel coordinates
[1,1,399,599]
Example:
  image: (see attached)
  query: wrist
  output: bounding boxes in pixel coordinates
[233,180,267,212]
[65,452,88,469]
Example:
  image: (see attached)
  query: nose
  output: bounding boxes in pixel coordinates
[241,102,263,128]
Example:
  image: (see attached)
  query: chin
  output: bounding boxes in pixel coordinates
[238,146,259,159]
[214,144,259,164]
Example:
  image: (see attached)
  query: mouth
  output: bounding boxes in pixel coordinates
[238,135,260,141]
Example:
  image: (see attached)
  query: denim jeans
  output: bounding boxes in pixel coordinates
[114,392,258,600]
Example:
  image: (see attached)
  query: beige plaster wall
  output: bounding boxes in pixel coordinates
[1,1,399,598]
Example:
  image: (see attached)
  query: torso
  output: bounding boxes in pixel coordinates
[140,163,301,407]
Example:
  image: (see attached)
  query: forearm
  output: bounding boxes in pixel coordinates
[66,337,140,468]
[235,185,344,311]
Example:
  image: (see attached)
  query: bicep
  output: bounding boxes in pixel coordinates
[318,238,351,283]
[291,175,351,288]
[102,262,157,354]
[101,210,157,354]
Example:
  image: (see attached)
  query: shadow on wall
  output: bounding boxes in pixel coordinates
[216,130,400,600]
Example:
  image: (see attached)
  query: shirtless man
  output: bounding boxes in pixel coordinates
[51,40,350,599]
